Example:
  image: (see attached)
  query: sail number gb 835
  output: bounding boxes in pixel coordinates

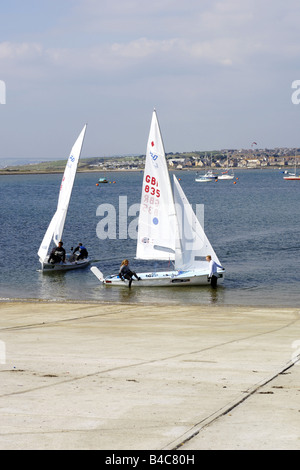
[144,174,160,198]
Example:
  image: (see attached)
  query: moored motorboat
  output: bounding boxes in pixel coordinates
[218,171,234,180]
[195,171,218,182]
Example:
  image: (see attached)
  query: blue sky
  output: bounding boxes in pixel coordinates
[1,0,300,161]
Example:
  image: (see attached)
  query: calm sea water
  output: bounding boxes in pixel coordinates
[0,169,299,307]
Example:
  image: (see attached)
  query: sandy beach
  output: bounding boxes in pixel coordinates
[0,300,299,450]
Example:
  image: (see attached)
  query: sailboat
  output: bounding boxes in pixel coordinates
[91,110,224,287]
[283,157,300,180]
[218,154,234,180]
[38,125,90,272]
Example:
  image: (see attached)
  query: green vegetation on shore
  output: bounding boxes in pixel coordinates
[0,148,299,174]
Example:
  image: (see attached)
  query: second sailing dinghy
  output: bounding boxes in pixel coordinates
[91,110,224,287]
[38,125,90,272]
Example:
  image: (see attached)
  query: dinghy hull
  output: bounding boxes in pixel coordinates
[103,269,224,287]
[41,257,90,272]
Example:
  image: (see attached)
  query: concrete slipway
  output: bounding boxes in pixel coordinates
[0,301,299,450]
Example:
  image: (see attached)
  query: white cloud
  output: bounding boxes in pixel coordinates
[3,0,300,76]
[0,41,42,61]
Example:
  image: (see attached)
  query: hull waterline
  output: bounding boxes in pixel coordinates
[41,258,90,272]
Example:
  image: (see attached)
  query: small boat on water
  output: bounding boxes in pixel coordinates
[195,170,218,182]
[38,125,91,272]
[98,177,108,183]
[91,110,224,287]
[283,167,300,181]
[218,170,234,180]
[283,174,300,180]
[283,160,300,180]
[218,154,234,180]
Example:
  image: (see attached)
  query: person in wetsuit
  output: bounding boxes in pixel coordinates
[119,259,140,288]
[73,243,88,260]
[48,241,66,264]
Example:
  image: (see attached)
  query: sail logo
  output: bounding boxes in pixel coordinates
[150,151,159,168]
[0,80,6,104]
[60,175,65,191]
[67,155,75,168]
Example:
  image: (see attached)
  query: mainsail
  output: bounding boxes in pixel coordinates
[136,110,177,260]
[38,125,87,262]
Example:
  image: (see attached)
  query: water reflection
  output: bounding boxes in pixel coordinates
[38,271,69,301]
[208,286,223,304]
[88,282,227,307]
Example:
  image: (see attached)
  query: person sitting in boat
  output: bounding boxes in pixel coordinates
[48,241,66,264]
[73,243,88,260]
[206,255,224,288]
[119,259,141,288]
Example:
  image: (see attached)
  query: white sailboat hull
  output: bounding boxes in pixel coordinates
[103,268,225,287]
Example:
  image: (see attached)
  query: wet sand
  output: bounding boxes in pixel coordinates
[0,301,299,450]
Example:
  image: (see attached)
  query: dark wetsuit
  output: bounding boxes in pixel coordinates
[48,246,66,264]
[73,245,88,260]
[119,265,139,287]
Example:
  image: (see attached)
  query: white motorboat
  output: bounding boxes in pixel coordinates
[91,110,224,287]
[195,170,218,182]
[218,171,234,180]
[38,125,90,272]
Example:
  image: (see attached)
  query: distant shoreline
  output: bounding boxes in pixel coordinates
[0,167,284,176]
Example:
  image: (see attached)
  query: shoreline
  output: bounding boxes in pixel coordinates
[0,167,284,176]
[1,296,300,310]
[0,300,299,450]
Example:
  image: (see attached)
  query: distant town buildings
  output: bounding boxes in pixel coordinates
[85,147,300,171]
[1,147,299,173]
